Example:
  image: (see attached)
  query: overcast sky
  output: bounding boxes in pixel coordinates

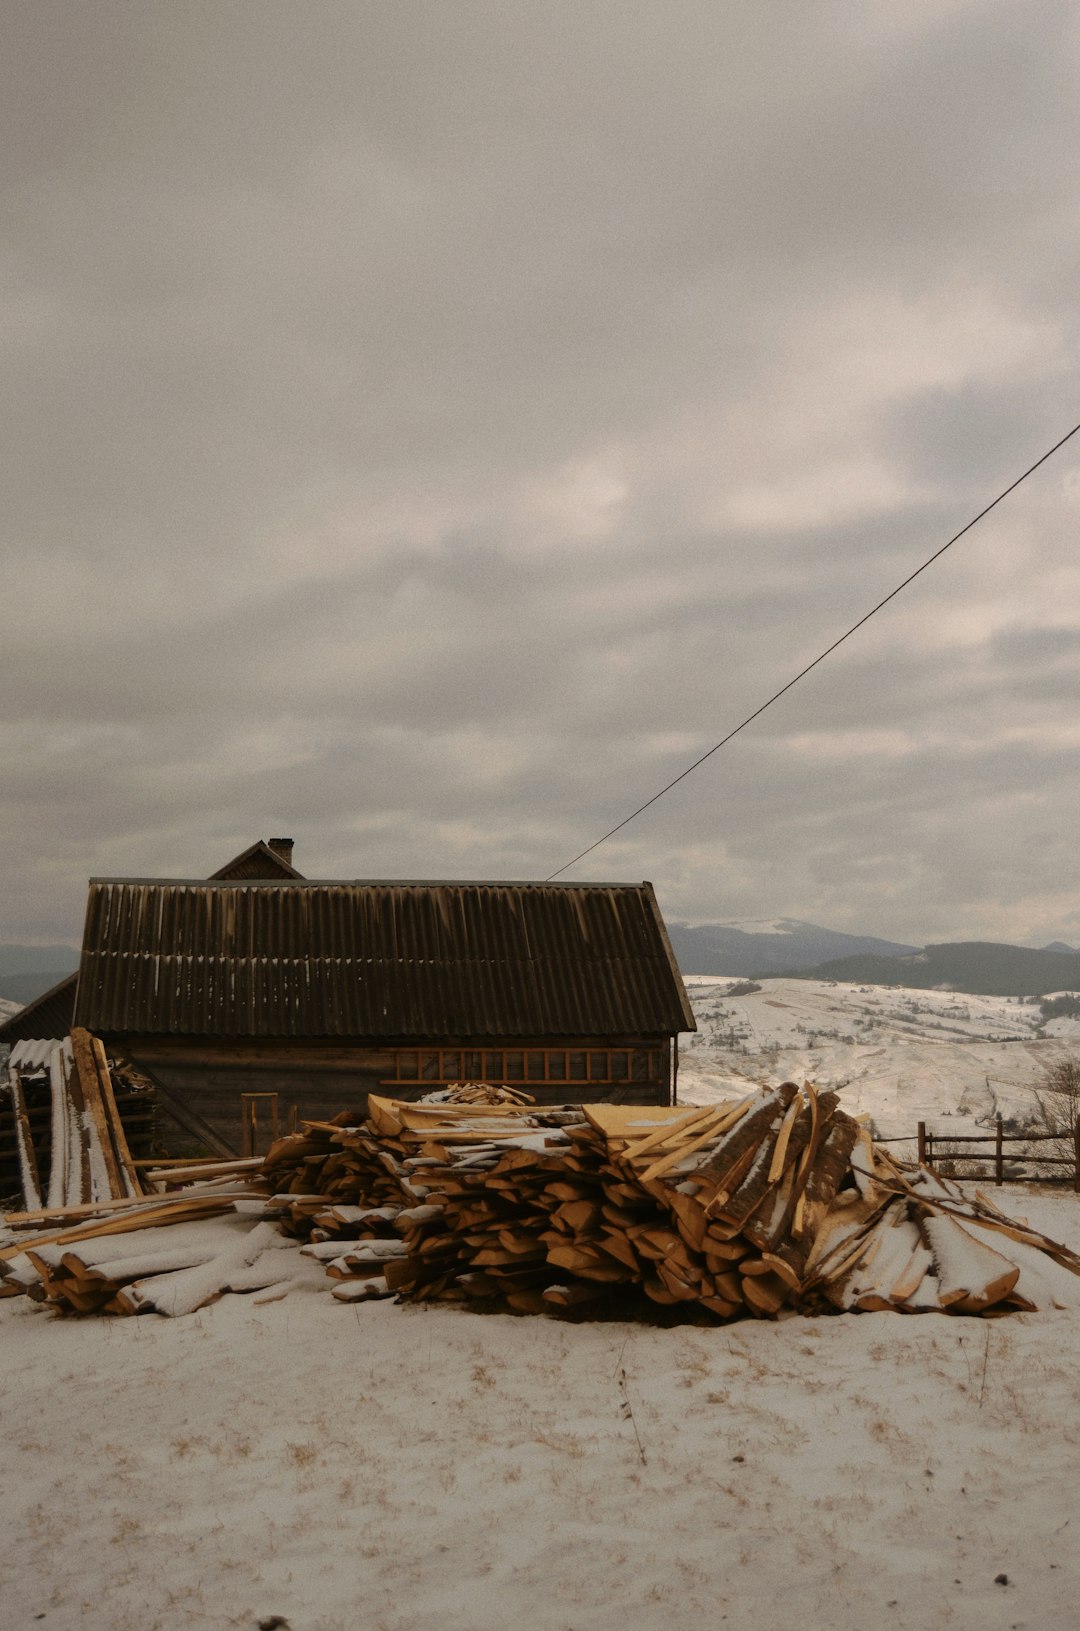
[3,2,1080,949]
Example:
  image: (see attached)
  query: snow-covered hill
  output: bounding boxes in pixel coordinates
[679,976,1080,1139]
[665,917,918,975]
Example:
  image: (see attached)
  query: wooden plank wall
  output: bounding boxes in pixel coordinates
[119,1034,673,1155]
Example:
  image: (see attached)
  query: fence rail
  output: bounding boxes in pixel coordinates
[916,1116,1080,1190]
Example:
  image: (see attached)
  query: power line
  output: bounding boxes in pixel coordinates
[546,416,1080,881]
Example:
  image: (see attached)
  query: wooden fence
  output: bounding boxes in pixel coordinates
[916,1115,1080,1190]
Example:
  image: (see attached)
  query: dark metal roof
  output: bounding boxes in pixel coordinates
[73,880,695,1040]
[0,972,78,1045]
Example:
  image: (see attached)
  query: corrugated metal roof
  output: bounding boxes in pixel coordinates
[73,880,695,1040]
[9,1038,63,1071]
[0,973,77,1045]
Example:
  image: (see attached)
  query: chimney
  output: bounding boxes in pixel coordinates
[267,837,295,868]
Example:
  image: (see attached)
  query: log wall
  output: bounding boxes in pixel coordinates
[115,1034,673,1156]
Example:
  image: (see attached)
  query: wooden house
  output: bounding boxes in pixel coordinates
[68,847,694,1153]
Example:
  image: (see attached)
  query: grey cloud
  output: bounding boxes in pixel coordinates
[3,3,1080,948]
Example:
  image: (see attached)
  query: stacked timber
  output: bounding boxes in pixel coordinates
[363,1087,844,1315]
[419,1083,536,1107]
[262,1112,411,1240]
[366,1098,594,1311]
[265,1086,1080,1320]
[263,1088,537,1240]
[6,1082,1079,1322]
[800,1156,1080,1315]
[0,1177,301,1315]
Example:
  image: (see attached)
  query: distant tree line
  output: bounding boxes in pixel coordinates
[1039,994,1080,1020]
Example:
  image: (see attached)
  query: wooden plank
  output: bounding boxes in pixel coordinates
[134,1156,229,1167]
[59,1046,92,1205]
[141,1157,265,1186]
[4,1195,185,1225]
[2,1188,257,1232]
[638,1103,751,1183]
[766,1090,805,1184]
[0,1197,240,1263]
[90,1035,142,1196]
[583,1103,709,1153]
[46,1045,70,1210]
[70,1029,126,1199]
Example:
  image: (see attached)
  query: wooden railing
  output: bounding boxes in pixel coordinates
[917,1115,1080,1190]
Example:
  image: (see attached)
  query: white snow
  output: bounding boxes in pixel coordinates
[679,976,1080,1139]
[2,978,1080,1628]
[1,1185,1079,1630]
[699,916,801,935]
[10,1039,60,1071]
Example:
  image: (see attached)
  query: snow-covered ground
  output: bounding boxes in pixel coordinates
[679,976,1080,1139]
[3,979,1080,1630]
[1,1186,1078,1631]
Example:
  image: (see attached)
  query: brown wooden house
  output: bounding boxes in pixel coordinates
[69,851,695,1153]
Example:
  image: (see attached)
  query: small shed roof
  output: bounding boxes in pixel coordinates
[0,972,78,1046]
[73,879,695,1040]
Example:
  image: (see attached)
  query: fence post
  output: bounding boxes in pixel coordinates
[240,1091,280,1157]
[995,1114,1004,1186]
[917,1121,926,1166]
[1074,1117,1080,1195]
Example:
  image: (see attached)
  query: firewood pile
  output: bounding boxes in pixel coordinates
[262,1110,415,1243]
[1,1016,288,1314]
[419,1083,537,1107]
[261,1086,536,1241]
[0,1169,308,1315]
[5,1076,1079,1323]
[800,1156,1080,1314]
[261,1085,1080,1319]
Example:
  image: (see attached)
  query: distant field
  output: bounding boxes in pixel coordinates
[679,976,1080,1139]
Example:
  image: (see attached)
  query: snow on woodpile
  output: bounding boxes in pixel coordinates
[0,1175,323,1316]
[6,1081,1079,1323]
[263,1085,1080,1321]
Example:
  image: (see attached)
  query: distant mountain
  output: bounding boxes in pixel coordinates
[0,969,76,1006]
[785,941,1080,998]
[1041,941,1078,955]
[0,943,79,975]
[0,943,80,1005]
[667,917,918,976]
